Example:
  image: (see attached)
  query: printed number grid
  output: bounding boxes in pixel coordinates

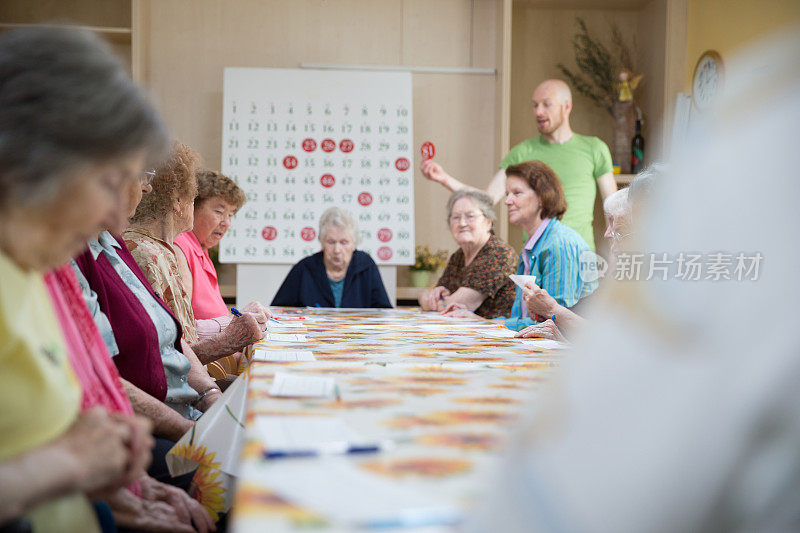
[220,68,415,265]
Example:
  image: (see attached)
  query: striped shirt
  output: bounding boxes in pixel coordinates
[505,218,598,330]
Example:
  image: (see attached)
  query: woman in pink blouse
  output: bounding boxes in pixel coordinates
[174,170,245,319]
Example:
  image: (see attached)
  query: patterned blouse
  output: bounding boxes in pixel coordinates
[123,227,199,344]
[435,234,518,318]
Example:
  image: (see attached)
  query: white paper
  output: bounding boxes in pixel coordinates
[266,320,307,333]
[249,457,461,527]
[519,338,569,350]
[264,332,307,342]
[509,274,537,290]
[269,372,336,398]
[251,416,364,451]
[482,328,518,338]
[252,349,316,362]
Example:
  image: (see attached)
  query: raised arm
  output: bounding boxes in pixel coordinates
[420,160,507,204]
[596,172,618,201]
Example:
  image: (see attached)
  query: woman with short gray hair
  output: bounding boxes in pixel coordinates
[419,190,517,318]
[272,206,391,308]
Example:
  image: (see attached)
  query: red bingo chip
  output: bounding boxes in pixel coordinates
[395,157,410,171]
[339,139,354,153]
[283,155,298,169]
[420,142,436,160]
[302,138,317,152]
[300,227,317,241]
[357,192,373,206]
[377,246,393,261]
[320,174,336,188]
[261,226,277,241]
[321,138,336,152]
[377,228,393,242]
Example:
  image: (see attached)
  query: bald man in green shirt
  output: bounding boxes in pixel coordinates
[421,79,617,250]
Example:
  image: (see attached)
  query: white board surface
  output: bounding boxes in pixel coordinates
[220,67,414,266]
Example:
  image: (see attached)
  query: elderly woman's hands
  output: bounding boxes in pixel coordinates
[440,302,477,318]
[515,319,567,343]
[219,312,265,354]
[522,281,559,320]
[241,300,274,322]
[139,476,216,533]
[419,286,450,312]
[63,408,153,495]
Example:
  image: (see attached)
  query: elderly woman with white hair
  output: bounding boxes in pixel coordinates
[517,165,662,341]
[272,207,392,308]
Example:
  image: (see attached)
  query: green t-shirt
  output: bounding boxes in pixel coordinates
[499,134,612,250]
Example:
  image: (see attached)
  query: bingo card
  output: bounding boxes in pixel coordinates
[219,68,414,265]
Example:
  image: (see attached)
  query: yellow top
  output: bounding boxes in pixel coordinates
[0,251,98,532]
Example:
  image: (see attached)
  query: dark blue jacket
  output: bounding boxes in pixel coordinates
[271,251,392,308]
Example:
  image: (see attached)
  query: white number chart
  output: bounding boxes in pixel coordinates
[219,68,414,265]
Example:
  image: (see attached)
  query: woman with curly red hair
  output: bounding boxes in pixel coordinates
[124,142,266,377]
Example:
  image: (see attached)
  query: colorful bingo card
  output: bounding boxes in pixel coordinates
[219,68,414,265]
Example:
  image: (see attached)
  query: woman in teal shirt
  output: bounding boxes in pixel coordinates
[503,161,597,330]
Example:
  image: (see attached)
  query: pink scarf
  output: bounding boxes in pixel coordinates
[44,264,140,495]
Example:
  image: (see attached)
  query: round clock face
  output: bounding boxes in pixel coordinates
[693,52,722,111]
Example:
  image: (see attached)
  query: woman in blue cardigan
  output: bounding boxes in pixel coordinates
[272,207,392,308]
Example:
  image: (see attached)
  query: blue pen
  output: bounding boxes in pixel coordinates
[231,307,243,317]
[551,314,556,323]
[268,317,282,324]
[264,444,383,460]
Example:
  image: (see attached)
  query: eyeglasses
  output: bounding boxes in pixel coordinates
[141,169,156,186]
[449,212,483,224]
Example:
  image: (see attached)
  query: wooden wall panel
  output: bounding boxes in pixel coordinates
[137,0,504,287]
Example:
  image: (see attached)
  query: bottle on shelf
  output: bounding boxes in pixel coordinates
[631,118,645,174]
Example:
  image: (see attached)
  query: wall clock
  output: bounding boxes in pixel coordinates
[692,50,724,112]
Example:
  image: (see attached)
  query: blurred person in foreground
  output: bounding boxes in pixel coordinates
[467,28,800,532]
[0,26,163,532]
[418,190,517,318]
[272,207,392,308]
[174,169,272,377]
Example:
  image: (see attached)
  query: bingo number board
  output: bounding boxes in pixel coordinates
[219,67,415,265]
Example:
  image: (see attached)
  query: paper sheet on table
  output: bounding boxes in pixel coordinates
[481,327,518,338]
[251,457,461,527]
[509,274,537,290]
[252,349,316,362]
[266,320,307,333]
[273,314,308,321]
[519,338,569,350]
[264,332,307,342]
[251,416,364,451]
[269,372,336,398]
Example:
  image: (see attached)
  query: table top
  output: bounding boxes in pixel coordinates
[223,307,565,531]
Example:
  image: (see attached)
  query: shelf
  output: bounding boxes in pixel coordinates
[0,22,131,43]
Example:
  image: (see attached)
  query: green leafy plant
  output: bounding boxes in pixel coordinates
[557,17,638,116]
[410,245,448,272]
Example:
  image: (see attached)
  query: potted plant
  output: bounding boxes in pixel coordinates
[409,245,448,287]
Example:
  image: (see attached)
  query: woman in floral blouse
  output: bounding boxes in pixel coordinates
[418,190,517,318]
[124,141,267,374]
